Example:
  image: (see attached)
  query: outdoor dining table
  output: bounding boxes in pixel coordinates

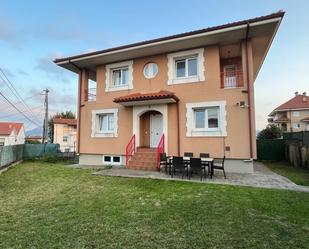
[168,156,214,177]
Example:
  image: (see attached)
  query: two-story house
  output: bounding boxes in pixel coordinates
[268,92,309,132]
[53,118,77,152]
[54,12,284,173]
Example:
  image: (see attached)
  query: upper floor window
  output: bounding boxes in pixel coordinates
[112,67,129,86]
[168,48,205,85]
[91,109,118,137]
[144,62,158,79]
[105,61,133,92]
[175,57,197,78]
[292,111,300,117]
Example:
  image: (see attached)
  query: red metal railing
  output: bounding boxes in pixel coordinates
[156,134,164,171]
[125,134,135,165]
[220,70,243,88]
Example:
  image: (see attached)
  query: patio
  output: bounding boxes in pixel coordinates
[92,162,309,192]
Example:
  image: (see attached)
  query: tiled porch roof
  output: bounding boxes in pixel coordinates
[273,117,290,123]
[301,117,309,122]
[114,91,179,105]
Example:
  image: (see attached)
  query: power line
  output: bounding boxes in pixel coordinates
[0,89,41,127]
[0,92,43,112]
[0,105,44,119]
[0,69,42,124]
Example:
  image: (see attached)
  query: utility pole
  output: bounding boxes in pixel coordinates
[42,89,49,143]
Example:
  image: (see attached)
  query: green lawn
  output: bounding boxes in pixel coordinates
[0,162,309,249]
[265,161,309,186]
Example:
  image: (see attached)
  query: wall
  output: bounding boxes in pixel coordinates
[79,42,255,160]
[54,124,77,152]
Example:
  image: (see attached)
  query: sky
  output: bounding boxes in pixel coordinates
[0,0,308,133]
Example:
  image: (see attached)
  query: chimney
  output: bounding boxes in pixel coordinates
[295,91,299,96]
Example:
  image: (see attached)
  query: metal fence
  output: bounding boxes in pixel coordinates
[283,131,309,146]
[0,145,24,168]
[0,143,60,169]
[256,139,285,161]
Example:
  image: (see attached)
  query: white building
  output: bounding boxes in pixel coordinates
[0,122,25,146]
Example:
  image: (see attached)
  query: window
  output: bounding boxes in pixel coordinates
[91,109,118,137]
[63,136,68,142]
[292,111,300,117]
[98,113,114,133]
[175,57,197,78]
[194,107,219,130]
[293,123,301,129]
[112,67,129,86]
[144,63,158,79]
[103,156,111,163]
[168,48,205,85]
[102,155,122,165]
[105,60,133,92]
[186,101,226,137]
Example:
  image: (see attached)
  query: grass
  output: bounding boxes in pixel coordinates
[265,161,309,186]
[0,162,308,249]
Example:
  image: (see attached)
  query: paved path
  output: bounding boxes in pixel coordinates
[93,162,309,192]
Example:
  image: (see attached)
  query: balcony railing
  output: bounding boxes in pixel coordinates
[220,70,244,88]
[85,88,96,102]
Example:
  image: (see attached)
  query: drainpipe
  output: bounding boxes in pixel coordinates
[245,23,253,159]
[176,100,180,156]
[69,60,82,155]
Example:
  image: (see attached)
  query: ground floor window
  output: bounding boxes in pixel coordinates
[103,155,122,165]
[186,101,226,137]
[91,109,118,138]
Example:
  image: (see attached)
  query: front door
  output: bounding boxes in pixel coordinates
[150,113,163,148]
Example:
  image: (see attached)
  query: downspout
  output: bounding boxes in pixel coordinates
[176,100,180,156]
[69,60,82,154]
[245,23,253,159]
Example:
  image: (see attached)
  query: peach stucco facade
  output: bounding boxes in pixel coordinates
[78,42,255,160]
[54,12,284,171]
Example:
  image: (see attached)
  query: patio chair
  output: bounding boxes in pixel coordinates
[212,156,226,179]
[200,153,210,176]
[189,157,204,181]
[184,152,193,168]
[184,152,194,157]
[171,156,186,179]
[159,153,171,174]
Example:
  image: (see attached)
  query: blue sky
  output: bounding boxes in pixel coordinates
[0,0,308,132]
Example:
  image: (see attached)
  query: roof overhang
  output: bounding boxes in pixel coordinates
[269,107,309,117]
[54,12,284,82]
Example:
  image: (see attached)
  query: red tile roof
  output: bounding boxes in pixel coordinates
[301,117,309,122]
[114,91,179,103]
[0,122,24,136]
[272,94,309,112]
[53,118,77,126]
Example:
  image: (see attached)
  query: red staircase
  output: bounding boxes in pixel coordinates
[126,147,158,171]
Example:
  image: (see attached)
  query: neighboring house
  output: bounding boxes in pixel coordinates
[54,12,284,173]
[0,122,25,146]
[25,135,42,143]
[53,118,77,152]
[268,92,309,132]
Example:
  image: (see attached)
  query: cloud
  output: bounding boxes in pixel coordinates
[34,53,74,83]
[17,69,29,76]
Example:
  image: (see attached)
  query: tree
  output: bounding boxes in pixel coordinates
[48,111,76,143]
[257,124,282,140]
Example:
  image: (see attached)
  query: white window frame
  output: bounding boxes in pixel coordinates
[105,60,133,92]
[292,111,300,117]
[167,48,205,85]
[102,155,122,165]
[193,107,220,131]
[186,101,227,137]
[91,109,118,138]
